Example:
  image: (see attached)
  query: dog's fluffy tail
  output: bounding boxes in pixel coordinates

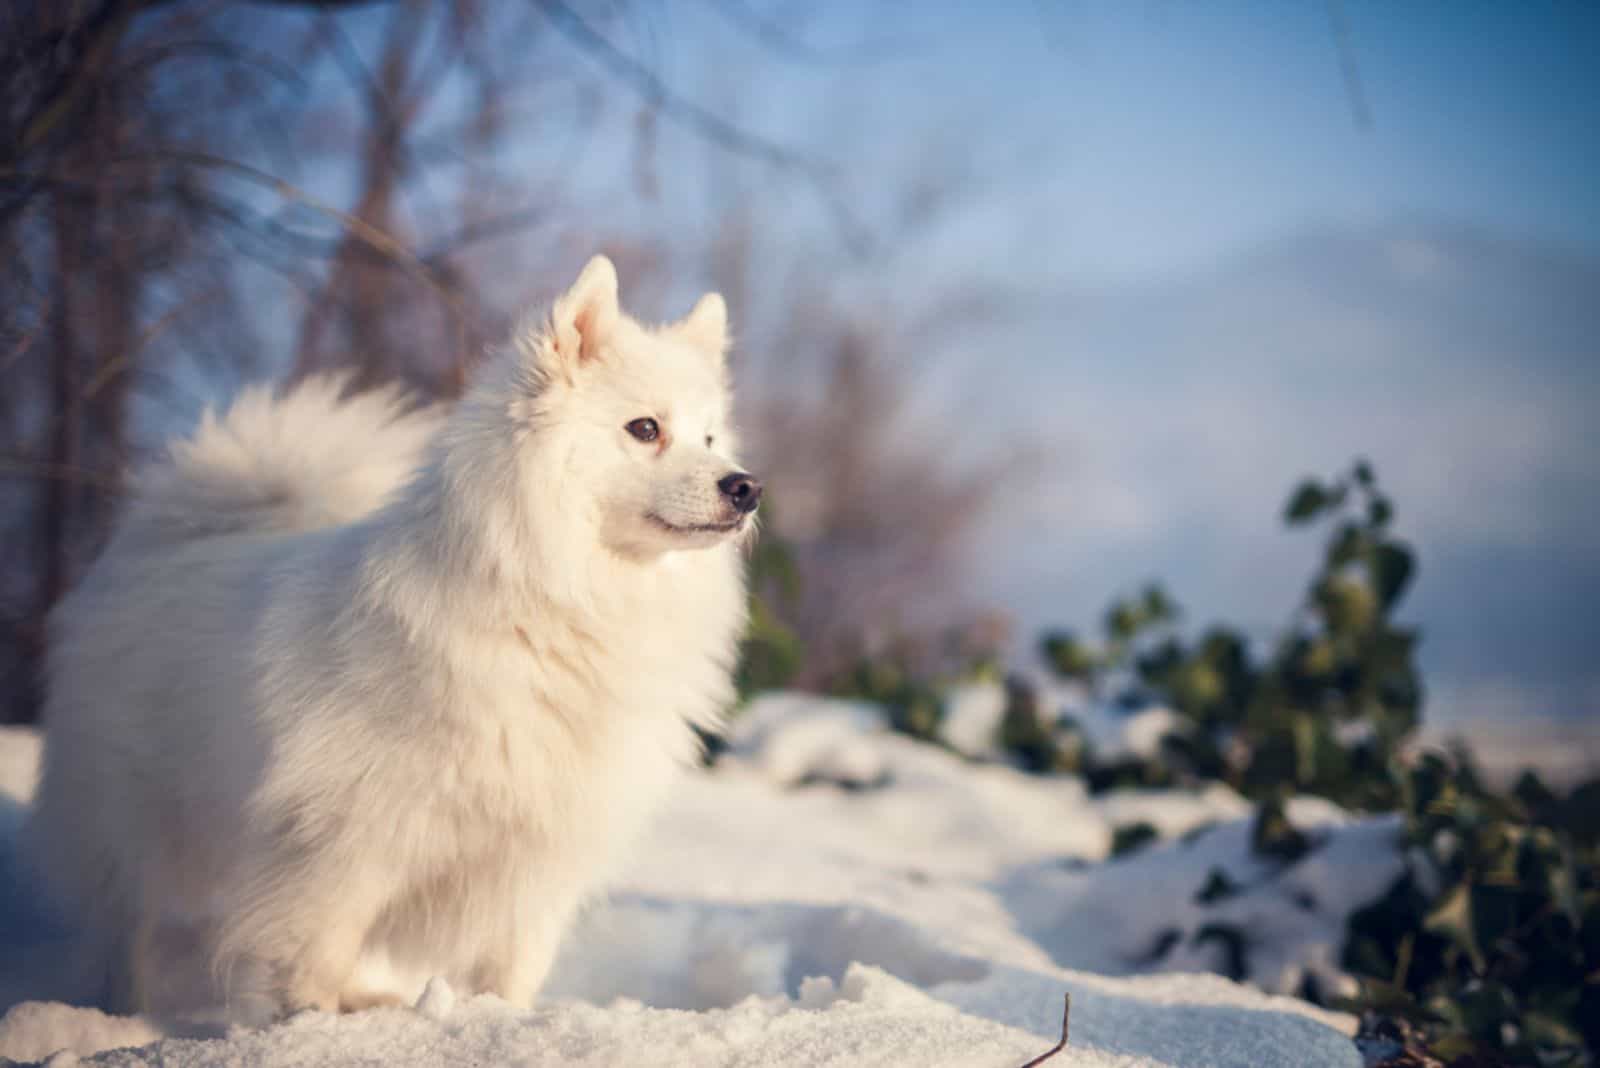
[126,373,444,544]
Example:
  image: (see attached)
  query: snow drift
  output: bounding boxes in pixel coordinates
[0,690,1394,1066]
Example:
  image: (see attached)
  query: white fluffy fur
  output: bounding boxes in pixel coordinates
[23,257,752,1025]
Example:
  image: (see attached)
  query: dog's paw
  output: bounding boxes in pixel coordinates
[338,988,410,1014]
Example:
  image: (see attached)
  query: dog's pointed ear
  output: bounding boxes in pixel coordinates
[674,292,729,364]
[548,255,620,374]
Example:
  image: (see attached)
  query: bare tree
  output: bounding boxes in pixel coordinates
[0,0,624,721]
[0,0,1022,721]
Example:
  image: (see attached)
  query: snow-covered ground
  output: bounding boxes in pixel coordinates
[0,692,1401,1067]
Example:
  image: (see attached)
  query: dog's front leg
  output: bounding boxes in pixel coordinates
[214,851,390,1026]
[218,906,375,1026]
[468,884,581,1007]
[278,911,375,1016]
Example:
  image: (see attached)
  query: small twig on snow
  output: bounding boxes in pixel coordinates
[1017,992,1070,1067]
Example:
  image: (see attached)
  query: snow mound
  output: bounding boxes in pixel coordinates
[0,1002,163,1064]
[0,695,1378,1067]
[726,693,891,789]
[15,966,1053,1068]
[1003,803,1404,999]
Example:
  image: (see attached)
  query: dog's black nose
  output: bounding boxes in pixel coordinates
[717,472,763,514]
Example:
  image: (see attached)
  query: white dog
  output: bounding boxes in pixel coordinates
[23,256,756,1025]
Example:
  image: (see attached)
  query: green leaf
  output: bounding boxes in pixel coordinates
[1135,927,1183,965]
[1522,1011,1586,1051]
[999,675,1067,773]
[1369,542,1416,611]
[1284,712,1313,786]
[1194,867,1241,905]
[1111,822,1160,857]
[1454,981,1518,1042]
[1579,980,1600,1054]
[1141,583,1178,624]
[1558,778,1600,844]
[1470,883,1520,959]
[736,596,805,699]
[1345,977,1433,1021]
[1285,480,1330,524]
[1325,522,1366,569]
[1252,796,1312,864]
[1425,1032,1481,1061]
[892,690,942,741]
[1423,882,1485,973]
[1191,923,1250,981]
[1513,770,1558,820]
[1040,630,1096,680]
[1314,575,1376,635]
[1178,660,1225,711]
[1106,599,1142,642]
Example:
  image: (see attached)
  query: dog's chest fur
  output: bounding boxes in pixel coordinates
[298,541,744,900]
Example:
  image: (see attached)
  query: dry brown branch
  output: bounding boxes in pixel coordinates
[535,0,820,174]
[14,0,154,160]
[702,0,907,66]
[532,0,869,253]
[0,153,456,312]
[1324,0,1372,131]
[0,457,123,492]
[1,1,498,721]
[80,289,224,402]
[0,324,41,376]
[151,150,462,312]
[1017,993,1071,1068]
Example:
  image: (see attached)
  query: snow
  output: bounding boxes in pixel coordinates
[0,693,1386,1067]
[1003,807,1404,1000]
[937,674,1190,769]
[940,682,1008,759]
[0,727,40,837]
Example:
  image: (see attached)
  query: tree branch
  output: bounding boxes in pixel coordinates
[1017,993,1071,1068]
[701,0,905,67]
[534,0,823,176]
[531,0,869,253]
[1324,0,1372,131]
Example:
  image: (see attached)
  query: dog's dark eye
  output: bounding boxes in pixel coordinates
[705,434,714,448]
[626,418,659,443]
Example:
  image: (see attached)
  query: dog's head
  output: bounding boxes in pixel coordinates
[512,256,759,560]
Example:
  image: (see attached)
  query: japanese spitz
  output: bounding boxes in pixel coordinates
[24,256,756,1025]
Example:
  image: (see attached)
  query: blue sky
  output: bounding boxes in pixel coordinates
[561,1,1598,280]
[892,0,1600,274]
[619,0,1599,723]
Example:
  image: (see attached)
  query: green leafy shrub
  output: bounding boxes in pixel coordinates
[999,673,1081,773]
[827,623,1007,747]
[831,655,947,742]
[1343,753,1600,1066]
[1033,461,1420,808]
[736,509,805,701]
